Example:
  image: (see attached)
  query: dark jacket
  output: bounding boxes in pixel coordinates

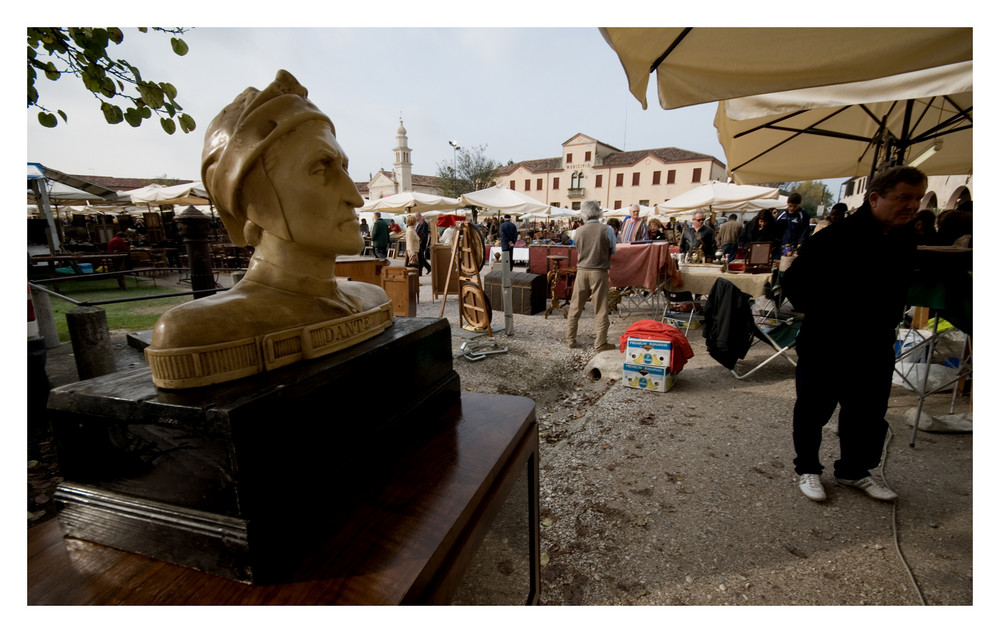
[702,278,754,370]
[416,219,430,250]
[782,205,916,357]
[370,218,389,249]
[499,220,518,252]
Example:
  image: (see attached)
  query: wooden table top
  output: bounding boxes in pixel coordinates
[28,392,537,605]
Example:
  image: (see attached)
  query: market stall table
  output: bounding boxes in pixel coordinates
[676,265,773,298]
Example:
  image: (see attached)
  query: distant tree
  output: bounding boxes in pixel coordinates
[28,27,195,135]
[435,144,499,197]
[789,180,833,217]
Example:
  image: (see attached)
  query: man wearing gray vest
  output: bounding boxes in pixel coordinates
[566,200,618,352]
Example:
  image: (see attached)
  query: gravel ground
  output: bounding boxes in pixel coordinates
[39,264,974,608]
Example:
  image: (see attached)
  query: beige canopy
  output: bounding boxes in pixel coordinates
[599,27,972,111]
[714,61,972,183]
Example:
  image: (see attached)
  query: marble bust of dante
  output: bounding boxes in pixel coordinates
[145,70,393,389]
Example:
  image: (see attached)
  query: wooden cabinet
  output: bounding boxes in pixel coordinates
[431,244,460,300]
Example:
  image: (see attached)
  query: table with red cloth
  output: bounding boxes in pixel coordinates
[609,242,680,291]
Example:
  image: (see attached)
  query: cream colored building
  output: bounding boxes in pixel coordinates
[493,133,726,210]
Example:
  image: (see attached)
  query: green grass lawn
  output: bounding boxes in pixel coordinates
[40,277,193,342]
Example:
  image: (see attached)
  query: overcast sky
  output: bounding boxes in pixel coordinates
[26,26,731,188]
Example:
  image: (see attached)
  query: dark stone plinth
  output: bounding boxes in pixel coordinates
[48,317,460,583]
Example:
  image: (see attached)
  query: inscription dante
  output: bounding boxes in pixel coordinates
[145,70,393,389]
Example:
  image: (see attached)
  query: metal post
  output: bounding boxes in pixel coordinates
[175,205,216,299]
[502,251,514,335]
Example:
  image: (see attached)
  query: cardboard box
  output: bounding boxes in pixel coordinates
[624,337,672,368]
[623,362,676,392]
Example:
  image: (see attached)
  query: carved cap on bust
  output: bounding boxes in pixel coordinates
[201,69,334,246]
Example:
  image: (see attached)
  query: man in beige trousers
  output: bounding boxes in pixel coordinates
[566,200,618,352]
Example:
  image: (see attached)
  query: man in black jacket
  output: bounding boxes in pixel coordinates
[782,166,926,503]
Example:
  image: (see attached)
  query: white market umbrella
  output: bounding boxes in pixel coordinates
[715,61,973,183]
[520,207,581,220]
[712,195,788,213]
[120,182,210,206]
[604,204,656,218]
[599,27,971,111]
[360,191,463,214]
[656,181,778,215]
[459,186,551,216]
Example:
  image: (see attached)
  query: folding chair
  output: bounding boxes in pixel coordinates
[732,314,802,379]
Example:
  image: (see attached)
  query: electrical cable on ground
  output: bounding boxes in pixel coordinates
[878,425,928,605]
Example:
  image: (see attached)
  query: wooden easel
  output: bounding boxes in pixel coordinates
[438,222,493,336]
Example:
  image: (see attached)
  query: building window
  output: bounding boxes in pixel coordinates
[566,153,573,163]
[553,177,560,190]
[652,171,661,185]
[572,202,581,210]
[692,168,702,183]
[667,170,676,184]
[537,178,543,190]
[632,172,640,186]
[639,199,649,206]
[616,173,624,187]
[525,179,531,191]
[613,200,622,209]
[595,174,603,188]
[585,151,592,161]
[510,180,515,190]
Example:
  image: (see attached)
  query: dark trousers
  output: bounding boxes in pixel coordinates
[418,245,431,274]
[792,342,894,480]
[721,243,737,262]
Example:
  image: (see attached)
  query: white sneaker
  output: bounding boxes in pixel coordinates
[836,476,898,502]
[798,473,826,501]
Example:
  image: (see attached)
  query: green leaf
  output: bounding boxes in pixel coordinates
[124,108,142,127]
[160,117,176,134]
[138,81,163,108]
[160,82,177,100]
[27,86,38,106]
[43,62,59,81]
[101,102,123,124]
[57,109,67,123]
[37,112,58,128]
[100,77,116,97]
[179,113,196,133]
[107,28,124,45]
[170,38,189,56]
[140,106,152,119]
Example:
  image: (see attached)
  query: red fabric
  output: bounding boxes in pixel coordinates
[618,319,695,373]
[609,242,681,290]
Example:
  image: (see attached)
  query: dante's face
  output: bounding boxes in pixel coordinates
[266,119,364,255]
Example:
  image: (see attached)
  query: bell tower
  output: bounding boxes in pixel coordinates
[393,118,412,193]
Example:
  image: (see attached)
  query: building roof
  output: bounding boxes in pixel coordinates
[371,169,442,187]
[600,147,720,167]
[495,158,563,176]
[495,144,723,176]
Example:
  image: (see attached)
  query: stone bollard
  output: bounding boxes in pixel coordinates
[29,285,60,349]
[66,306,117,380]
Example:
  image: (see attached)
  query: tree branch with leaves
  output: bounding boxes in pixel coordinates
[435,144,499,197]
[28,27,195,135]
